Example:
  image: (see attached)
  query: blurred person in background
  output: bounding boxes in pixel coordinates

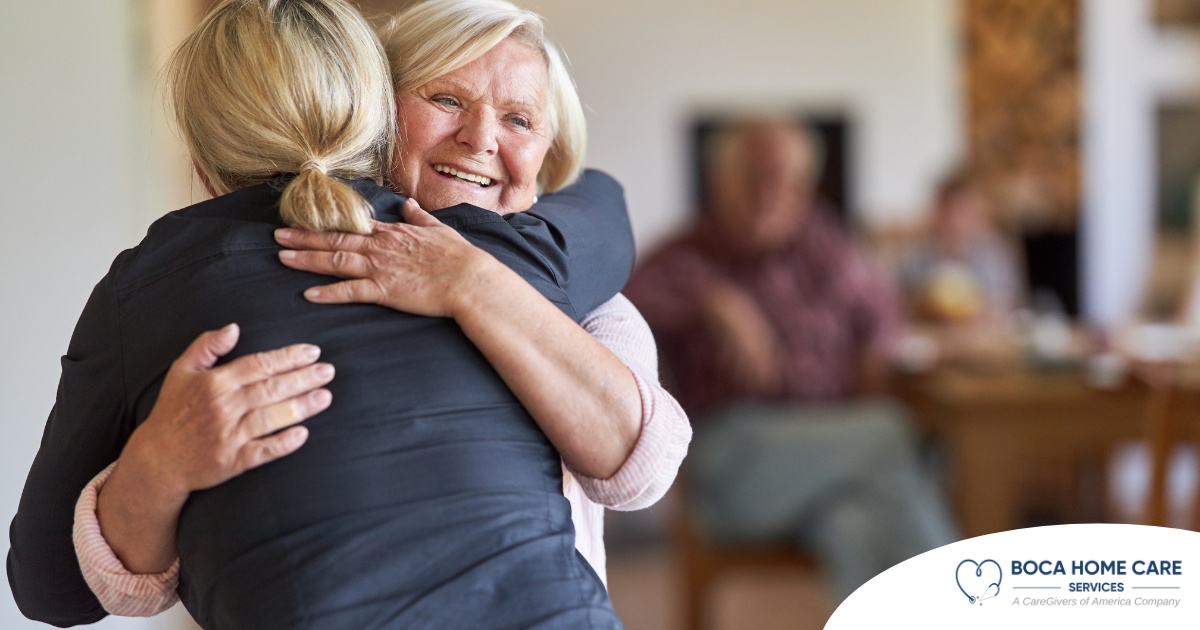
[625,117,957,603]
[902,169,1022,326]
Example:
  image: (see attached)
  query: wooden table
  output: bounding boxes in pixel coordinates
[898,367,1151,538]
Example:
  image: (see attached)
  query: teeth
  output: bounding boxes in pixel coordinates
[434,164,492,187]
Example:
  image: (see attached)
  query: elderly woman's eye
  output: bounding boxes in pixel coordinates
[432,96,460,108]
[508,116,532,130]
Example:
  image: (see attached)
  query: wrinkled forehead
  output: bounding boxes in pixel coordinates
[420,38,549,110]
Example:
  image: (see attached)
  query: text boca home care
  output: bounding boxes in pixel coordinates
[1012,559,1182,593]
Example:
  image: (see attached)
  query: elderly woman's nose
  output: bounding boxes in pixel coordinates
[455,109,499,155]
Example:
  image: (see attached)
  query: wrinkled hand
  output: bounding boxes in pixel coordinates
[702,282,786,395]
[119,324,334,502]
[275,198,496,318]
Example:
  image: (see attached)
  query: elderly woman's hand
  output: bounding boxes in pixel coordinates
[276,199,497,317]
[100,324,334,572]
[120,324,334,497]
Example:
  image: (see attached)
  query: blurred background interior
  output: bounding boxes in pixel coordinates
[8,0,1200,628]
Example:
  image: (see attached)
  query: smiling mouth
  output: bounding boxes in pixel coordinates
[433,164,493,188]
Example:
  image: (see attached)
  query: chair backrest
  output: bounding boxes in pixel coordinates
[671,475,819,630]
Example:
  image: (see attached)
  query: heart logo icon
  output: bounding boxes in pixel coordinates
[956,559,1002,604]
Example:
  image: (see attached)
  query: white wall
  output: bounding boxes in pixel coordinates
[521,0,963,249]
[1082,0,1157,328]
[1081,0,1200,327]
[0,1,191,627]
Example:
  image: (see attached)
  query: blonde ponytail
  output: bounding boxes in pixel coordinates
[279,160,375,234]
[167,0,396,234]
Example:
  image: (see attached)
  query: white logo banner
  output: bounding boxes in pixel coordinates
[827,524,1200,629]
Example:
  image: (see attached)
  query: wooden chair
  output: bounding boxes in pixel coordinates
[1143,360,1200,529]
[672,478,820,630]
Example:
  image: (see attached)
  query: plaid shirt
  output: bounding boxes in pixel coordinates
[627,205,904,417]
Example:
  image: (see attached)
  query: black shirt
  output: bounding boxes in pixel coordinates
[9,172,631,629]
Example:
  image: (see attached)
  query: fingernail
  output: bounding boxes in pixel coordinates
[222,323,238,333]
[313,389,332,406]
[304,287,322,300]
[315,363,335,379]
[279,250,296,261]
[275,228,294,241]
[301,344,321,360]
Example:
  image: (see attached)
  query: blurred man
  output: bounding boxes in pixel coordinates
[626,117,956,603]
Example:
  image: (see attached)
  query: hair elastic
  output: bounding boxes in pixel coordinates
[300,159,328,175]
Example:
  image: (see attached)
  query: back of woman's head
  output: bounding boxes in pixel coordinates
[377,0,586,194]
[168,0,396,234]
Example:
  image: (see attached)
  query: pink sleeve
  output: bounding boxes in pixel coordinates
[73,461,180,617]
[571,293,692,511]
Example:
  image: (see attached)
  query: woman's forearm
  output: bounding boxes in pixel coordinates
[96,453,187,574]
[450,257,642,479]
[76,463,182,617]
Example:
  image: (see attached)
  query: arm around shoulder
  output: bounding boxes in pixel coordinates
[517,169,634,316]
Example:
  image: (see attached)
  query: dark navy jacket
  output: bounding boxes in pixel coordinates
[8,172,631,629]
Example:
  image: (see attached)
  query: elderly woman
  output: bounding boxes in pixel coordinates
[9,0,688,628]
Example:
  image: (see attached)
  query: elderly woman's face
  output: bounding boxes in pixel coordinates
[394,37,551,214]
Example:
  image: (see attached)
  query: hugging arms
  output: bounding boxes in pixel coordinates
[11,170,686,624]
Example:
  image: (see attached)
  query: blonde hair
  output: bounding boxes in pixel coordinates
[377,0,586,193]
[168,0,397,234]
